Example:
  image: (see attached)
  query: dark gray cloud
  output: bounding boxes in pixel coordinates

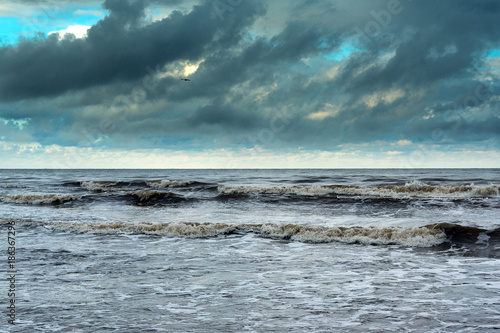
[340,1,500,95]
[0,0,499,154]
[0,0,264,101]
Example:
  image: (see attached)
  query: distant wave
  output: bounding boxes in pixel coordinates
[126,191,188,205]
[217,185,334,196]
[80,181,119,191]
[80,181,148,192]
[0,190,190,207]
[0,194,82,205]
[78,179,208,192]
[0,184,28,189]
[218,181,499,199]
[379,181,499,197]
[146,180,205,188]
[61,179,500,199]
[4,180,497,206]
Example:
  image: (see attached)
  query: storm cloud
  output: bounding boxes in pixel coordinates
[0,0,265,100]
[0,0,499,167]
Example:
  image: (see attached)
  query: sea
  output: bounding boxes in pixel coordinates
[0,169,499,332]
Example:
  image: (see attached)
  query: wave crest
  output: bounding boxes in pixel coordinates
[384,180,499,197]
[0,194,81,205]
[127,191,187,205]
[217,182,499,199]
[146,180,198,188]
[7,220,446,247]
[217,185,334,196]
[0,184,28,189]
[81,181,118,191]
[257,224,445,246]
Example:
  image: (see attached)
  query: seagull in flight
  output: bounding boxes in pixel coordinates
[181,78,191,81]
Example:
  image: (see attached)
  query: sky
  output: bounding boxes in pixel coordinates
[0,0,499,168]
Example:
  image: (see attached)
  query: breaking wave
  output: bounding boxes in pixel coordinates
[430,223,500,244]
[218,185,334,196]
[126,191,188,205]
[78,179,208,192]
[380,181,499,197]
[80,181,119,191]
[218,181,499,199]
[5,218,500,254]
[55,179,500,201]
[0,194,82,205]
[4,219,446,247]
[4,180,497,207]
[0,184,28,189]
[146,180,202,188]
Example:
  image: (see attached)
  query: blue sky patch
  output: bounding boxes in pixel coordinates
[487,49,500,58]
[0,4,104,45]
[324,44,363,61]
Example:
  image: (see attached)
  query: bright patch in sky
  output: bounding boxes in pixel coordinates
[324,44,363,61]
[183,60,204,77]
[49,25,91,39]
[487,49,500,58]
[306,104,341,120]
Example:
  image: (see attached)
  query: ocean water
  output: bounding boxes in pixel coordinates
[1,169,499,332]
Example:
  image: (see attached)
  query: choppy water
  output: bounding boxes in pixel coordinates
[1,169,499,332]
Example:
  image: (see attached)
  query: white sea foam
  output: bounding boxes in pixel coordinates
[128,190,181,201]
[0,194,81,204]
[218,181,499,199]
[217,185,334,196]
[383,180,499,197]
[146,180,196,188]
[81,181,118,191]
[256,224,445,247]
[7,219,446,247]
[0,184,28,188]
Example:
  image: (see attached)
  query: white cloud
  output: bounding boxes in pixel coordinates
[306,104,341,120]
[387,151,404,155]
[307,111,334,120]
[362,89,405,108]
[183,60,204,77]
[423,109,435,120]
[0,117,30,130]
[49,25,91,39]
[156,59,204,79]
[396,140,412,146]
[1,141,499,169]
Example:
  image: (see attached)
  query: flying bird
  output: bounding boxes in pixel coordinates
[180,78,191,81]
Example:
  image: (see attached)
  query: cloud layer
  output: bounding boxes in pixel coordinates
[1,0,499,167]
